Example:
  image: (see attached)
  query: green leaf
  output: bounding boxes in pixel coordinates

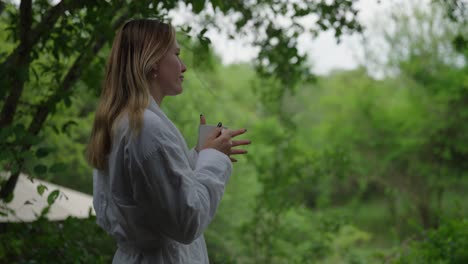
[0,210,7,217]
[40,205,50,218]
[23,133,41,145]
[4,192,14,203]
[0,149,10,162]
[18,150,34,160]
[453,34,467,52]
[34,164,47,175]
[37,184,48,196]
[51,125,60,134]
[49,163,67,174]
[0,125,13,140]
[13,124,26,137]
[181,25,192,33]
[36,147,51,158]
[199,28,208,37]
[47,190,60,206]
[192,0,205,13]
[61,120,78,134]
[64,96,72,107]
[32,66,40,81]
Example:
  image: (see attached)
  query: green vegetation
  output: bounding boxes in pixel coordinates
[0,216,115,263]
[1,0,467,263]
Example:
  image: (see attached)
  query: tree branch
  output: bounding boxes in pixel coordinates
[0,13,129,201]
[0,1,5,15]
[0,0,32,128]
[0,0,69,69]
[32,1,67,44]
[18,0,32,47]
[28,13,129,137]
[0,0,82,128]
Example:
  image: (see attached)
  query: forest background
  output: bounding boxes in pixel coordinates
[0,0,467,263]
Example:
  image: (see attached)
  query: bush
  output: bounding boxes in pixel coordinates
[394,218,468,264]
[0,216,115,263]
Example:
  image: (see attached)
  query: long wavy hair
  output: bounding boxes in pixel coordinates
[86,19,176,170]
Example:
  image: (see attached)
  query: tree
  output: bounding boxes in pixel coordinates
[353,0,468,230]
[0,0,363,209]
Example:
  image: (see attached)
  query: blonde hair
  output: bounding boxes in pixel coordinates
[86,19,176,169]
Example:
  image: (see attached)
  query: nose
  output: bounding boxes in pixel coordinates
[181,62,187,73]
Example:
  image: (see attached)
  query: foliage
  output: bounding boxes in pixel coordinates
[300,1,468,234]
[0,0,467,263]
[394,218,468,264]
[0,216,115,263]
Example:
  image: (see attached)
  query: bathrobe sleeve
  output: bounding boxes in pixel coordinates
[187,148,199,169]
[132,122,232,245]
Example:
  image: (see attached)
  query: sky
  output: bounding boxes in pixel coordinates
[169,0,402,75]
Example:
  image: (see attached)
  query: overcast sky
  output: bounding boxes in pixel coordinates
[169,0,423,75]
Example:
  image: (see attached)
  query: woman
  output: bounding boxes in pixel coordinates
[86,19,250,263]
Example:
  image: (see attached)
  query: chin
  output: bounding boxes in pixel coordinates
[169,86,183,96]
[176,86,183,94]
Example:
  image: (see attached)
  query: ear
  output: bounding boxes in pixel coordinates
[151,65,159,78]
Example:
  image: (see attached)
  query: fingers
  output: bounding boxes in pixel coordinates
[230,148,248,155]
[200,114,206,125]
[231,139,251,147]
[204,125,250,160]
[229,128,247,138]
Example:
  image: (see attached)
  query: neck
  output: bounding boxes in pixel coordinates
[150,90,164,106]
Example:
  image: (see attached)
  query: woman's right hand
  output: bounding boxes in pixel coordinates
[202,127,232,156]
[202,126,250,161]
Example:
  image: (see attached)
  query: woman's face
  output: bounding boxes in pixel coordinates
[154,39,186,99]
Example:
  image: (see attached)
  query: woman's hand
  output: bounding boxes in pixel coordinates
[227,128,250,162]
[200,115,250,162]
[203,127,233,156]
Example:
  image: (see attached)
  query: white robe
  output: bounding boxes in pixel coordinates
[93,97,232,263]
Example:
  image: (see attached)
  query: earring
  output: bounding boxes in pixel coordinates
[153,73,158,78]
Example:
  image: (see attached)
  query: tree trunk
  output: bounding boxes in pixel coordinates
[0,0,32,128]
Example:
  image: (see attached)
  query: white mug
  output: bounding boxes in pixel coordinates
[197,124,227,149]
